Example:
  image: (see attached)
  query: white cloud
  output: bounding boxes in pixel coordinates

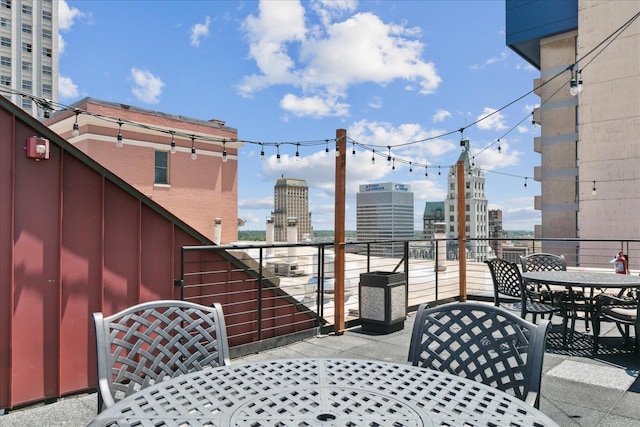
[239,2,442,117]
[476,107,507,131]
[368,96,383,109]
[58,76,79,100]
[433,109,451,123]
[310,0,357,28]
[238,197,274,209]
[130,68,165,104]
[190,16,211,47]
[58,0,84,31]
[58,0,84,54]
[348,119,457,161]
[471,138,521,171]
[280,93,350,117]
[471,50,509,69]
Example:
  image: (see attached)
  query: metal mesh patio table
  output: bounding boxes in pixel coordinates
[88,358,558,426]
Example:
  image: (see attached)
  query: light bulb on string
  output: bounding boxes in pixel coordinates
[371,150,376,164]
[392,158,395,172]
[72,109,80,137]
[592,180,597,195]
[335,143,340,157]
[387,146,391,165]
[170,131,176,154]
[352,142,356,157]
[116,120,123,147]
[276,144,281,163]
[425,166,428,178]
[409,161,413,173]
[438,166,441,176]
[524,177,528,189]
[569,70,583,96]
[222,139,228,163]
[190,135,197,160]
[497,139,501,154]
[260,143,265,160]
[295,143,300,161]
[325,140,329,154]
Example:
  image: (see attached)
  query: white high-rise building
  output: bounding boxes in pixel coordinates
[0,0,58,119]
[444,139,490,262]
[356,182,414,258]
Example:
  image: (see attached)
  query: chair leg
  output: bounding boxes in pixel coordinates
[592,314,600,355]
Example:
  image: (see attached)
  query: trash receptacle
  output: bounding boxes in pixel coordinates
[359,271,407,333]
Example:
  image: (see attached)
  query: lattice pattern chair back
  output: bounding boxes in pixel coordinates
[93,300,230,412]
[520,253,566,273]
[485,257,525,301]
[408,302,550,408]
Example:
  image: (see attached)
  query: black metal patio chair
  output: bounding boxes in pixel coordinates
[485,257,559,324]
[92,300,230,412]
[592,287,639,354]
[408,301,550,408]
[520,252,588,345]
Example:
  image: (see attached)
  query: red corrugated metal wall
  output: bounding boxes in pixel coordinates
[0,98,318,410]
[0,104,201,407]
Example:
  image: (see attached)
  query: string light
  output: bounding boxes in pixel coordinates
[276,144,281,163]
[409,161,413,173]
[371,150,375,164]
[170,131,176,154]
[222,139,228,163]
[352,141,356,157]
[392,158,395,172]
[190,134,197,160]
[592,180,597,195]
[260,143,265,160]
[387,146,391,165]
[438,166,441,176]
[295,143,300,161]
[116,120,123,148]
[570,70,583,96]
[425,165,428,178]
[335,143,340,158]
[497,139,501,154]
[325,140,329,154]
[524,177,528,189]
[72,109,80,136]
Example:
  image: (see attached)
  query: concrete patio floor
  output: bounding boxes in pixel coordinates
[0,307,638,427]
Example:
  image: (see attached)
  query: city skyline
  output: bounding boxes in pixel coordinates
[55,0,542,231]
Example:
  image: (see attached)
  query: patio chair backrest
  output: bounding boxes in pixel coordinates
[93,300,230,412]
[408,302,550,408]
[520,253,566,272]
[485,257,525,300]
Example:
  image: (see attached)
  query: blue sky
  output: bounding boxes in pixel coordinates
[57,0,541,231]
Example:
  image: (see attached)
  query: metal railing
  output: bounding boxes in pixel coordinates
[179,237,640,351]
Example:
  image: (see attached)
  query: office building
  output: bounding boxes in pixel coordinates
[423,201,445,239]
[444,139,490,261]
[46,97,241,244]
[357,182,414,257]
[506,0,640,263]
[0,0,58,119]
[272,178,312,242]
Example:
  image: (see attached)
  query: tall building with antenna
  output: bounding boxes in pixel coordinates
[0,0,59,119]
[444,139,490,262]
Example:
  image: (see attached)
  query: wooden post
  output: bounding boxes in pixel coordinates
[456,160,467,301]
[334,129,347,334]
